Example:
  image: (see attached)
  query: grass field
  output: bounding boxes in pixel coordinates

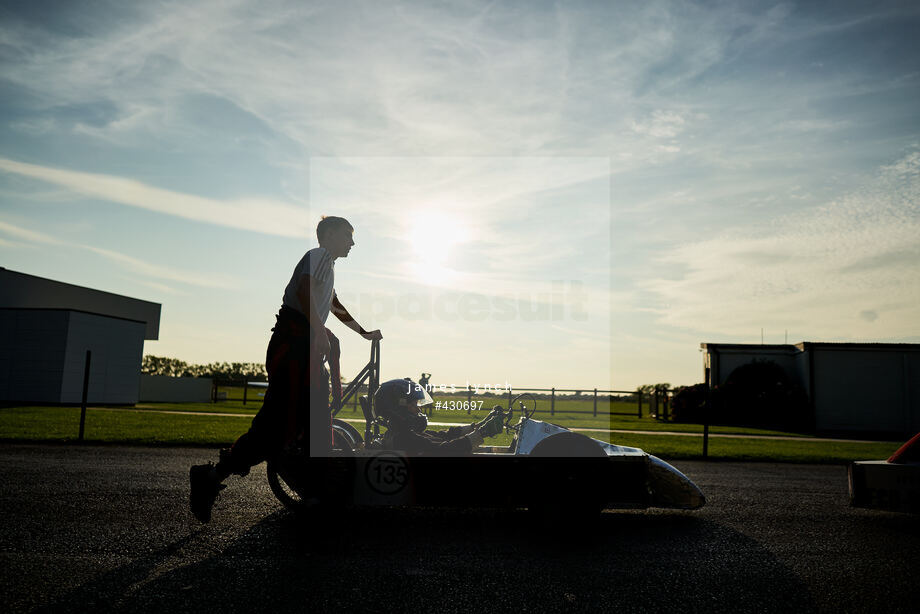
[0,403,902,463]
[0,406,248,446]
[153,390,818,438]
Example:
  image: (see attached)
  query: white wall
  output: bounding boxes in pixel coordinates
[59,311,146,404]
[907,353,920,433]
[813,349,919,433]
[139,375,213,403]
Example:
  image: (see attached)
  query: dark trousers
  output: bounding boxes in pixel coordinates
[219,307,331,476]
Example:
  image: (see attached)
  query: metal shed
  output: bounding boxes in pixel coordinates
[0,268,161,404]
[702,342,920,436]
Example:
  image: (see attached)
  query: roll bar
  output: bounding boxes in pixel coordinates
[330,338,380,418]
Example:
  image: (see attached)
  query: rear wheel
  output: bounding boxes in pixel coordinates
[332,419,363,450]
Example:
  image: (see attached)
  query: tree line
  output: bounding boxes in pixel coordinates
[141,355,267,381]
[141,355,681,394]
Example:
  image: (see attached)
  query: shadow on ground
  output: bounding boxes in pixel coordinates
[37,507,815,613]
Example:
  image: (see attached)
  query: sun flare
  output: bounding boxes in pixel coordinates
[406,209,470,284]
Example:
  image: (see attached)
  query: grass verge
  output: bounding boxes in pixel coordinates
[578,430,900,464]
[0,406,249,446]
[0,405,901,462]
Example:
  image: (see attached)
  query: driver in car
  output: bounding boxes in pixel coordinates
[374,378,504,455]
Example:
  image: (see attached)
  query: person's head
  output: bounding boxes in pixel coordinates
[316,216,354,258]
[374,378,433,433]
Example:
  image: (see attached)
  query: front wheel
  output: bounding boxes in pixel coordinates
[267,451,356,513]
[527,432,606,522]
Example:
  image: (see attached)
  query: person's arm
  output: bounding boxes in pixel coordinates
[397,429,478,456]
[330,292,383,340]
[439,424,475,438]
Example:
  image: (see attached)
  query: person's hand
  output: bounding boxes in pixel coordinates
[361,329,383,341]
[314,331,331,357]
[478,412,504,439]
[474,406,502,430]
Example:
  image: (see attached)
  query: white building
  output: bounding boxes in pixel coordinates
[702,342,920,435]
[0,268,161,404]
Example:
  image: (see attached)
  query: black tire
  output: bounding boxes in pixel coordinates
[267,452,356,514]
[331,419,363,450]
[528,432,606,522]
[529,432,607,458]
[266,458,313,513]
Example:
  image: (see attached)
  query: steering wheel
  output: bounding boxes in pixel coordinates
[508,393,537,423]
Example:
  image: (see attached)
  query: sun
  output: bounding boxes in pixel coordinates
[406,209,469,284]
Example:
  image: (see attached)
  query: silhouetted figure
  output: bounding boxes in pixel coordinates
[375,378,503,456]
[419,372,432,416]
[189,216,382,523]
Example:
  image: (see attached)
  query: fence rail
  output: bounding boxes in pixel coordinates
[208,379,675,420]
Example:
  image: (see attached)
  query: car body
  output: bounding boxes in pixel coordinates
[270,414,706,513]
[849,432,920,513]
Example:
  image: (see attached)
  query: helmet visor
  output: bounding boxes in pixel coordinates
[414,386,434,407]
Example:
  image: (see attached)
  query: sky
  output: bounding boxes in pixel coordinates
[1,0,919,392]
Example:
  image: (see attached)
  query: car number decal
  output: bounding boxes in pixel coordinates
[365,452,409,495]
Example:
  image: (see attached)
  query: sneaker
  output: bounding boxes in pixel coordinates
[189,462,226,523]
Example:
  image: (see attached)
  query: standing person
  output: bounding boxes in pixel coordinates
[189,216,382,523]
[418,372,432,416]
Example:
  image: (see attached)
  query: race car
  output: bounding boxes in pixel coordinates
[849,432,920,513]
[267,342,705,516]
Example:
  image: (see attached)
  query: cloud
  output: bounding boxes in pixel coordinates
[0,219,238,290]
[0,1,778,160]
[310,154,611,295]
[0,220,60,245]
[133,279,183,296]
[0,236,28,249]
[630,110,692,139]
[0,157,310,238]
[82,245,237,290]
[2,1,919,387]
[641,149,920,339]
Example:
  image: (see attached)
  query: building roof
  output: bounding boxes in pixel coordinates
[0,268,161,340]
[700,343,796,351]
[701,341,920,352]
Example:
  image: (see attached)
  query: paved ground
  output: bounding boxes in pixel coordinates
[0,444,917,613]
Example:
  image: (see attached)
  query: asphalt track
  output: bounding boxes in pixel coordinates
[1,444,917,613]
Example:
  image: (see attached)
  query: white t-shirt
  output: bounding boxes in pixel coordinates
[282,247,335,324]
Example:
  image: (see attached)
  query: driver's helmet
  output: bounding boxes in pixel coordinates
[374,378,433,432]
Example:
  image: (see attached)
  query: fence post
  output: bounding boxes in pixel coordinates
[637,391,642,418]
[593,388,598,417]
[507,387,512,412]
[243,381,248,405]
[551,388,555,416]
[78,350,91,441]
[703,386,710,459]
[467,385,472,414]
